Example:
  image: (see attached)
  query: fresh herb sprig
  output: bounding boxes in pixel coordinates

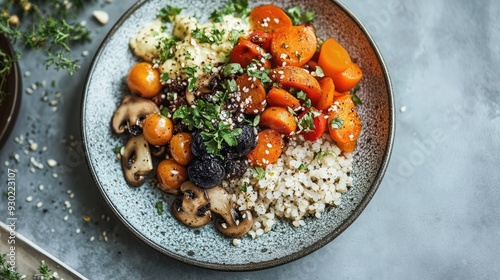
[286,6,316,25]
[210,0,249,22]
[0,0,93,76]
[1,254,59,280]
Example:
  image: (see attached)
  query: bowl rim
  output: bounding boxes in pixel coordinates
[0,33,22,149]
[81,0,395,271]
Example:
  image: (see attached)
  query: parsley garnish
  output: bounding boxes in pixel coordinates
[160,72,170,83]
[246,61,272,87]
[172,100,242,157]
[329,117,344,129]
[157,37,179,62]
[286,6,316,25]
[222,0,250,18]
[158,5,182,22]
[229,29,243,45]
[222,63,244,77]
[192,26,226,45]
[298,109,321,133]
[239,182,248,192]
[155,201,164,215]
[315,65,325,77]
[252,167,266,180]
[113,146,122,154]
[298,164,308,171]
[351,85,362,105]
[313,150,335,161]
[183,66,198,90]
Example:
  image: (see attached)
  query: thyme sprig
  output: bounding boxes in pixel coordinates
[0,0,93,76]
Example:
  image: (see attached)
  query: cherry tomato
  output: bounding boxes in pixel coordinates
[169,132,193,165]
[157,159,188,194]
[298,108,327,141]
[126,62,162,98]
[142,114,173,146]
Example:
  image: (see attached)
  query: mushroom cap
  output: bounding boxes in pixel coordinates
[206,186,254,237]
[121,134,153,186]
[171,181,212,228]
[112,94,159,134]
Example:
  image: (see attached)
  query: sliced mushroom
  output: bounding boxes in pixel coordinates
[172,181,212,228]
[112,94,159,135]
[121,134,153,186]
[185,73,220,105]
[206,186,253,237]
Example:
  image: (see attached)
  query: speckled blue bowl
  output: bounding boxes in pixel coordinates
[81,0,394,271]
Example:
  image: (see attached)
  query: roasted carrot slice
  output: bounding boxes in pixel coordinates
[271,24,317,67]
[236,73,267,115]
[331,62,363,92]
[315,77,335,111]
[230,38,271,69]
[266,87,301,110]
[247,30,273,52]
[249,4,293,34]
[327,94,361,152]
[247,129,285,167]
[259,106,297,135]
[270,66,322,105]
[318,37,352,77]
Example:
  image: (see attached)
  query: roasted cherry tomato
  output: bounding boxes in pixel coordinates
[142,113,173,146]
[127,62,162,98]
[169,132,193,165]
[157,159,188,194]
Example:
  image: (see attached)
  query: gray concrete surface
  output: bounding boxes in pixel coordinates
[1,0,499,279]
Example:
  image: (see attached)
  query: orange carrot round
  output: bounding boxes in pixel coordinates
[318,37,352,77]
[247,129,285,167]
[230,38,271,69]
[327,94,361,152]
[236,73,267,114]
[249,4,293,34]
[259,106,297,135]
[316,77,335,111]
[271,24,317,67]
[331,62,363,92]
[270,66,322,105]
[266,87,301,110]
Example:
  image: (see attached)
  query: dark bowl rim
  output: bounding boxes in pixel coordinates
[0,33,22,149]
[81,0,395,272]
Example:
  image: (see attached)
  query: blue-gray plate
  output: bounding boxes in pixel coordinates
[81,0,394,271]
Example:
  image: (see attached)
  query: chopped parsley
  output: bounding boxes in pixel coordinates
[183,66,198,90]
[298,109,321,133]
[158,5,182,22]
[351,85,362,105]
[155,201,164,215]
[298,164,308,171]
[252,167,266,180]
[239,182,248,192]
[173,100,242,157]
[246,61,272,87]
[313,150,335,161]
[222,63,244,77]
[192,25,225,45]
[315,65,325,77]
[329,117,344,129]
[286,6,316,25]
[157,36,180,62]
[222,0,250,18]
[113,146,122,154]
[160,72,170,83]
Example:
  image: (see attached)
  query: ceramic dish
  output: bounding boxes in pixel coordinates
[0,34,21,149]
[81,0,394,270]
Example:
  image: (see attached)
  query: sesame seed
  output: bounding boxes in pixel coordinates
[26,196,33,202]
[400,106,407,113]
[90,236,95,242]
[36,202,43,208]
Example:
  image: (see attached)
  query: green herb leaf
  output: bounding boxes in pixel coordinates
[252,167,266,180]
[160,72,170,82]
[221,0,250,18]
[239,182,248,192]
[315,65,325,77]
[155,201,164,215]
[223,63,244,77]
[329,117,344,129]
[286,6,316,25]
[158,5,182,22]
[113,146,122,154]
[298,164,308,171]
[313,150,335,161]
[351,85,362,105]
